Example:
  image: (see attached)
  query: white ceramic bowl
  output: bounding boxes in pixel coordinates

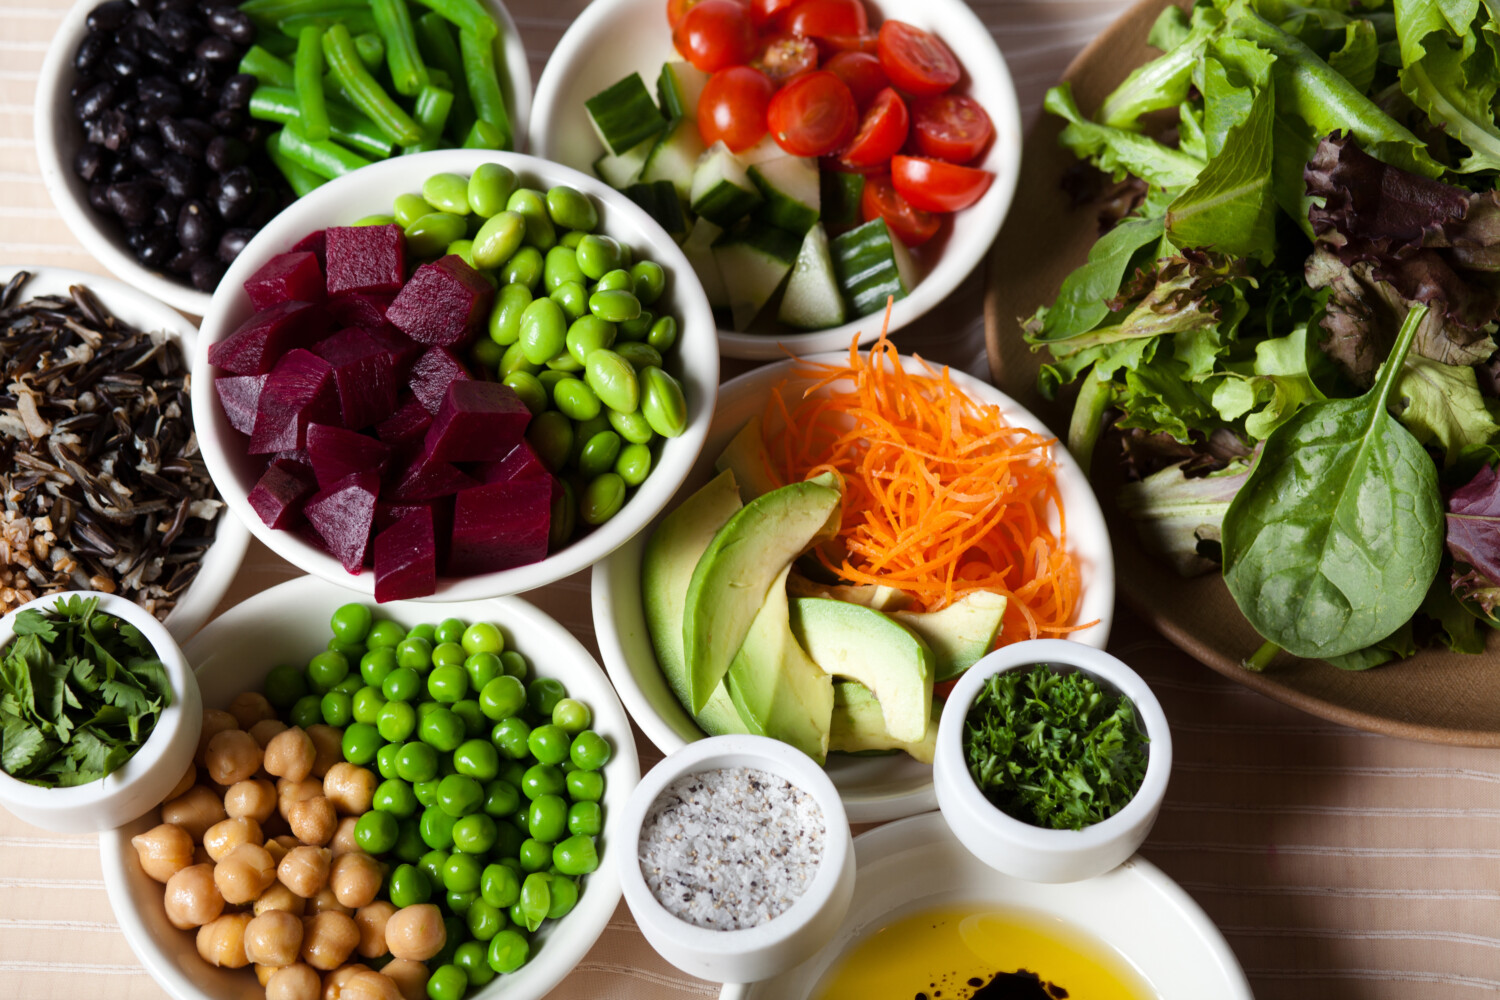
[99,573,641,1000]
[933,639,1171,884]
[0,266,250,642]
[592,352,1112,822]
[529,0,1022,360]
[0,591,201,834]
[35,0,534,317]
[191,149,718,602]
[618,734,854,983]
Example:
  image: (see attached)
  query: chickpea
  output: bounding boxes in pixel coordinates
[164,863,224,929]
[197,709,238,765]
[384,904,445,961]
[166,762,198,802]
[323,763,376,816]
[278,845,332,898]
[342,970,403,1000]
[353,901,394,959]
[379,959,429,1000]
[250,718,290,748]
[214,842,276,905]
[322,964,372,1000]
[193,845,212,866]
[265,839,292,866]
[278,777,324,821]
[330,853,382,909]
[256,964,278,987]
[161,785,227,841]
[243,909,305,967]
[301,911,360,970]
[254,882,307,917]
[230,690,277,730]
[330,817,360,857]
[307,885,352,915]
[130,823,194,883]
[306,725,343,779]
[288,795,337,846]
[225,778,278,824]
[265,728,317,783]
[268,963,322,1000]
[196,911,252,968]
[204,816,262,863]
[205,729,262,786]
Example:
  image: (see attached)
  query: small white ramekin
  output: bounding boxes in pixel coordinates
[617,735,854,984]
[0,591,201,833]
[933,639,1171,884]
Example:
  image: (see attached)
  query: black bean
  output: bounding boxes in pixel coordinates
[190,256,225,291]
[246,187,281,228]
[85,0,133,33]
[239,122,268,147]
[178,59,212,92]
[216,226,254,263]
[152,193,181,228]
[206,7,255,45]
[194,35,237,63]
[137,227,176,269]
[88,181,113,213]
[125,226,149,250]
[158,153,202,199]
[176,199,215,250]
[158,117,203,159]
[155,0,195,11]
[129,134,164,169]
[74,81,115,123]
[215,165,256,221]
[106,182,153,226]
[75,31,110,75]
[137,31,178,69]
[94,108,132,151]
[154,8,198,51]
[128,7,157,32]
[203,134,246,172]
[166,248,200,274]
[137,74,181,107]
[182,117,216,145]
[105,46,142,80]
[74,145,107,183]
[219,73,256,110]
[107,156,135,181]
[207,108,242,134]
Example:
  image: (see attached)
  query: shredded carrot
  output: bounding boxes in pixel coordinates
[760,303,1094,644]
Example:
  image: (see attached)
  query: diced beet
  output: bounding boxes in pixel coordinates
[244,251,326,311]
[376,496,454,568]
[304,471,379,574]
[365,324,423,381]
[249,349,338,454]
[208,300,329,375]
[310,328,398,430]
[475,441,548,484]
[274,447,309,466]
[291,229,327,268]
[386,255,494,348]
[215,374,266,435]
[447,479,552,576]
[390,454,478,501]
[327,292,394,330]
[326,225,405,296]
[306,423,392,488]
[409,347,471,414]
[423,381,531,464]
[374,506,436,602]
[247,458,317,529]
[377,395,434,448]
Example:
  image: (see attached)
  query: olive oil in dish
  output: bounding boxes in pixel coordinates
[810,904,1154,1000]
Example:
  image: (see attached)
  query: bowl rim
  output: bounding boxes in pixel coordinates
[190,148,719,602]
[526,0,1024,361]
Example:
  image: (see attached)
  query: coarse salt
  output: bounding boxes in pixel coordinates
[638,766,825,931]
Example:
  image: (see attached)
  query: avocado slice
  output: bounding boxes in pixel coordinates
[714,415,780,504]
[642,469,750,737]
[682,475,843,714]
[829,681,937,763]
[789,597,934,742]
[725,564,834,763]
[894,591,1008,680]
[786,571,913,612]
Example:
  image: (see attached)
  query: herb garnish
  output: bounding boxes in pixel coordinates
[963,666,1148,831]
[0,596,172,787]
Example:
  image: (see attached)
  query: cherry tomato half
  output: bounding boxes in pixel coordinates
[877,21,960,96]
[891,155,992,211]
[668,0,746,28]
[815,33,879,57]
[840,88,908,168]
[699,65,775,152]
[767,70,858,157]
[673,0,757,73]
[750,0,797,27]
[862,172,939,246]
[911,93,993,163]
[824,50,887,108]
[779,0,868,38]
[753,33,820,84]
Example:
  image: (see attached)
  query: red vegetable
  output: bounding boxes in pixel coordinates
[699,66,775,153]
[422,381,532,464]
[390,455,479,502]
[376,395,434,448]
[215,374,266,435]
[911,93,993,163]
[861,172,939,246]
[408,346,472,414]
[752,33,819,84]
[891,154,992,211]
[814,33,877,56]
[304,471,380,574]
[326,291,394,330]
[750,0,796,27]
[448,479,553,576]
[248,349,339,455]
[248,459,317,530]
[311,328,398,431]
[476,441,548,484]
[374,505,436,602]
[768,70,857,157]
[778,0,867,38]
[877,21,959,96]
[290,229,327,267]
[839,88,907,168]
[824,50,886,108]
[244,251,325,311]
[385,255,495,347]
[673,0,757,72]
[325,224,406,295]
[208,299,329,375]
[305,423,392,488]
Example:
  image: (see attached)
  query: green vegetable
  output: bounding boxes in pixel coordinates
[293,25,331,142]
[322,23,424,144]
[370,0,429,97]
[460,28,512,149]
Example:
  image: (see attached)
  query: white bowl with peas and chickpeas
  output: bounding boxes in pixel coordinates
[99,574,640,1000]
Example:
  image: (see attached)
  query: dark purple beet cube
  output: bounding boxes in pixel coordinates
[304,470,380,574]
[374,506,436,602]
[327,292,394,331]
[475,441,548,484]
[423,381,531,464]
[249,349,338,454]
[447,479,552,576]
[208,299,329,375]
[409,347,471,414]
[326,225,405,296]
[367,325,423,382]
[377,395,434,448]
[310,328,398,430]
[385,255,494,348]
[244,251,326,311]
[306,423,392,488]
[216,374,267,435]
[377,496,454,568]
[390,454,478,501]
[292,229,327,268]
[247,458,317,529]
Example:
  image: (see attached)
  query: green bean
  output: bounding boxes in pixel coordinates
[614,341,662,371]
[566,315,616,365]
[242,0,345,19]
[500,341,540,377]
[370,0,429,97]
[412,0,497,41]
[616,442,652,485]
[354,31,385,71]
[550,281,587,323]
[545,186,598,232]
[462,119,506,149]
[578,431,622,479]
[581,474,626,526]
[467,162,516,217]
[428,65,453,90]
[507,189,555,250]
[640,366,688,438]
[549,481,577,549]
[277,9,376,36]
[265,133,327,196]
[519,298,567,366]
[248,88,396,158]
[607,407,654,445]
[589,289,641,323]
[586,349,640,414]
[630,260,666,305]
[526,411,573,472]
[273,126,373,179]
[402,85,454,154]
[647,315,678,352]
[322,23,423,145]
[489,283,532,345]
[575,234,623,280]
[406,211,468,257]
[543,247,584,292]
[240,45,295,88]
[503,371,547,414]
[423,172,471,215]
[595,268,632,293]
[446,237,477,268]
[393,192,431,228]
[459,28,512,149]
[414,12,477,142]
[293,26,331,142]
[553,379,601,422]
[500,246,543,289]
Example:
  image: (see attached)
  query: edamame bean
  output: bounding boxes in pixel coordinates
[499,341,540,377]
[550,281,588,322]
[470,338,503,370]
[423,172,471,214]
[353,213,395,226]
[568,415,609,466]
[565,315,616,365]
[549,481,576,549]
[518,298,567,365]
[630,260,666,305]
[618,309,653,342]
[536,370,568,401]
[574,234,622,280]
[406,211,467,257]
[467,162,516,217]
[446,238,477,269]
[647,314,678,351]
[553,378,601,421]
[640,366,688,438]
[506,188,556,250]
[594,268,631,292]
[544,185,598,231]
[472,210,525,269]
[558,230,585,249]
[544,350,582,373]
[607,407,654,445]
[502,371,546,414]
[500,246,543,288]
[585,349,640,414]
[489,283,532,345]
[581,473,626,525]
[577,431,621,479]
[525,410,573,472]
[589,289,641,323]
[542,246,584,292]
[615,442,652,485]
[614,341,662,370]
[393,192,429,227]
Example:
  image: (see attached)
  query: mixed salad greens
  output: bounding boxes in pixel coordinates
[1028,0,1500,669]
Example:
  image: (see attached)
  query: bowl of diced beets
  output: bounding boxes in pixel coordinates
[190,149,718,602]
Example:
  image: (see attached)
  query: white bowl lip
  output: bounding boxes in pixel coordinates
[33,0,534,318]
[527,0,1024,361]
[190,148,719,602]
[935,638,1173,856]
[0,265,251,644]
[618,734,852,956]
[0,590,201,821]
[592,348,1115,764]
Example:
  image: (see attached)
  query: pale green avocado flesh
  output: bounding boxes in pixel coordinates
[894,590,1008,681]
[714,416,781,504]
[829,681,937,764]
[786,571,913,612]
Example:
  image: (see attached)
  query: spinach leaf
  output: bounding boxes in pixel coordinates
[1022,215,1166,348]
[1221,304,1446,659]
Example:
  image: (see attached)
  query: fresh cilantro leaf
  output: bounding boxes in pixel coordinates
[100,678,152,716]
[126,659,172,707]
[1,715,47,775]
[12,609,57,641]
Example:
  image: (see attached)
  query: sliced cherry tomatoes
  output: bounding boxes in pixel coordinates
[673,0,757,72]
[911,93,993,163]
[767,70,857,156]
[877,21,960,96]
[862,172,939,246]
[839,88,908,168]
[778,0,868,38]
[750,0,797,26]
[815,33,878,56]
[669,0,749,27]
[699,66,775,152]
[824,50,887,108]
[891,155,992,211]
[753,33,820,84]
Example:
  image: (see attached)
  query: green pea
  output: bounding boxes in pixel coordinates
[397,741,439,783]
[375,777,419,818]
[414,778,441,807]
[594,268,632,292]
[406,212,468,258]
[552,699,591,735]
[423,172,471,214]
[568,415,609,466]
[549,480,576,550]
[550,280,588,322]
[570,730,612,770]
[466,897,506,941]
[526,793,568,843]
[443,851,484,893]
[377,742,402,780]
[581,473,626,526]
[321,690,353,727]
[334,675,363,697]
[289,698,318,735]
[394,816,426,862]
[567,801,602,837]
[577,431,622,479]
[566,768,604,803]
[500,340,540,377]
[453,812,498,854]
[518,838,551,873]
[640,366,688,438]
[544,350,583,373]
[495,820,525,859]
[630,260,666,305]
[308,650,349,688]
[575,234,623,280]
[393,192,429,228]
[614,341,663,371]
[506,188,556,250]
[585,349,640,414]
[500,650,529,680]
[472,210,526,269]
[263,664,307,709]
[566,314,617,365]
[388,862,431,907]
[647,314,679,351]
[528,678,567,717]
[479,675,528,721]
[342,722,382,765]
[501,245,543,289]
[368,620,405,648]
[553,378,601,422]
[487,283,532,346]
[418,849,449,885]
[559,230,585,249]
[491,716,533,760]
[407,624,436,642]
[353,213,395,226]
[454,738,500,781]
[517,872,550,931]
[607,407,655,446]
[330,603,372,642]
[463,653,501,694]
[468,162,517,217]
[502,370,546,415]
[328,638,364,660]
[360,649,396,688]
[547,874,579,919]
[396,636,433,671]
[433,639,466,667]
[436,773,484,819]
[482,779,520,818]
[520,762,565,799]
[456,939,496,988]
[355,810,399,854]
[553,834,599,876]
[615,441,652,486]
[487,928,530,974]
[422,709,467,753]
[481,862,520,908]
[519,298,567,365]
[543,246,584,292]
[525,410,573,473]
[589,288,641,323]
[428,664,469,703]
[618,308,654,342]
[453,699,485,740]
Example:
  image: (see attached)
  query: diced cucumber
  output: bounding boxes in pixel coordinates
[830,218,910,319]
[657,60,710,123]
[739,134,790,166]
[779,224,846,330]
[690,142,763,227]
[624,180,688,242]
[640,115,707,202]
[821,170,865,229]
[593,136,654,188]
[712,220,801,331]
[683,217,730,311]
[585,73,666,156]
[749,155,820,235]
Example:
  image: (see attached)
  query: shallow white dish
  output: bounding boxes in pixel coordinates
[191,149,718,602]
[34,0,534,317]
[0,266,249,643]
[592,352,1113,822]
[721,810,1253,999]
[528,0,1022,360]
[99,573,641,1000]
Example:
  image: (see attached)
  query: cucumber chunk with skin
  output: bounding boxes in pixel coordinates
[593,136,654,188]
[821,170,865,229]
[683,217,730,309]
[640,115,707,201]
[713,219,801,331]
[830,217,911,319]
[750,155,820,235]
[585,73,666,156]
[691,142,763,227]
[624,180,688,242]
[657,60,710,122]
[779,223,846,330]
